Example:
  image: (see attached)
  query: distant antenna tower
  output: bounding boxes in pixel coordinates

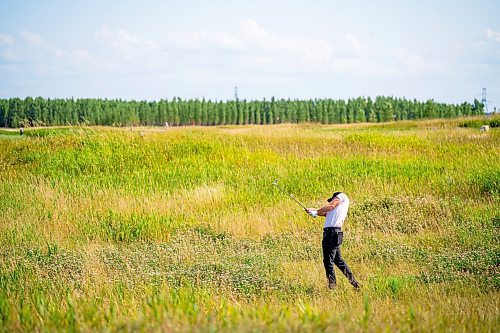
[481,88,489,113]
[234,86,238,101]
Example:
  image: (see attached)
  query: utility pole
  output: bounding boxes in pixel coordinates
[482,88,489,113]
[234,86,238,101]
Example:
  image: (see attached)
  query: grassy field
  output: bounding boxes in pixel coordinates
[0,118,499,332]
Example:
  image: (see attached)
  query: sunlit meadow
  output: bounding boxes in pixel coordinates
[0,117,499,332]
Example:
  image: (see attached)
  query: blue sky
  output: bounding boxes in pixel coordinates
[0,0,499,109]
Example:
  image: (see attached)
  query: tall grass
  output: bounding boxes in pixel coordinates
[1,118,499,332]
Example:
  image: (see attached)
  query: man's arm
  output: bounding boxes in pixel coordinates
[316,198,340,217]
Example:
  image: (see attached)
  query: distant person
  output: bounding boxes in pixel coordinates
[306,192,360,290]
[19,126,24,136]
[165,121,169,128]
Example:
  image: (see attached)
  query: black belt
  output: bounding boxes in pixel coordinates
[323,227,342,231]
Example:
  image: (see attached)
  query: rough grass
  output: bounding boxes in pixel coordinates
[1,118,499,332]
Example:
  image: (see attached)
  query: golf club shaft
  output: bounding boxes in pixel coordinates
[273,183,308,210]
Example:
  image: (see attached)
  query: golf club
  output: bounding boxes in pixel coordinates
[272,179,308,211]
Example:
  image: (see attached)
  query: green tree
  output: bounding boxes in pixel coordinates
[0,99,9,127]
[472,99,483,115]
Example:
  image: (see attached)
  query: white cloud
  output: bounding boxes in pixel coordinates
[21,31,49,47]
[210,31,247,49]
[20,31,67,59]
[486,28,500,42]
[239,19,268,45]
[0,31,93,73]
[165,30,247,50]
[117,29,139,44]
[1,20,462,100]
[99,25,155,47]
[396,48,427,73]
[89,25,161,75]
[98,25,112,39]
[165,19,355,71]
[160,19,452,79]
[0,33,16,60]
[2,48,16,59]
[394,47,445,75]
[344,34,370,55]
[9,23,439,80]
[0,33,14,45]
[230,19,335,63]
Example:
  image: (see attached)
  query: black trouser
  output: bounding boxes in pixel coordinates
[322,227,358,288]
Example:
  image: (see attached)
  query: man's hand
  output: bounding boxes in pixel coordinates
[305,208,318,218]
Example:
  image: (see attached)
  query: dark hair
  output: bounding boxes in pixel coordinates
[327,192,342,203]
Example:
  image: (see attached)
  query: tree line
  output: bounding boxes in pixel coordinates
[0,96,484,128]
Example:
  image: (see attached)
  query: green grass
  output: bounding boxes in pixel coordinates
[1,118,499,332]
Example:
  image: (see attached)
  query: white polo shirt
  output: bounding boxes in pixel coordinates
[323,192,350,228]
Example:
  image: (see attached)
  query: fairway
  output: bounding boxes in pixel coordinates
[0,119,499,332]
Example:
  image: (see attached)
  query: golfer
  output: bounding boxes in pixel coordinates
[306,192,360,290]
